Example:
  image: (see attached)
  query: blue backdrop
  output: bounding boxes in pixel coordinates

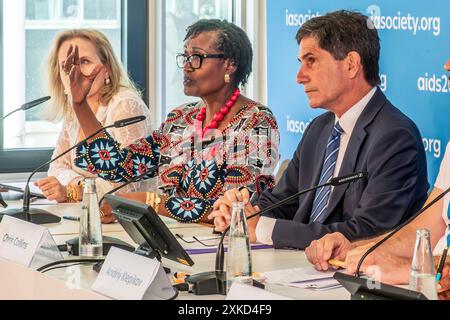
[267,0,450,186]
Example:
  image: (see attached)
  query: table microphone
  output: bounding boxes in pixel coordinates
[0,116,147,225]
[1,96,51,120]
[355,186,450,277]
[185,171,368,295]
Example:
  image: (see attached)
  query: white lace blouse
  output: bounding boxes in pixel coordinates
[48,88,154,198]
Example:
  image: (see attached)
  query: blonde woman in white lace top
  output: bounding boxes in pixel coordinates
[35,29,153,203]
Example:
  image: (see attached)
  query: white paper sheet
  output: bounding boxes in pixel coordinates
[263,266,341,290]
[226,282,292,300]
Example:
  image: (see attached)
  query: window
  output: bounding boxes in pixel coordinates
[163,0,234,117]
[0,0,147,173]
[5,0,121,149]
[1,0,262,173]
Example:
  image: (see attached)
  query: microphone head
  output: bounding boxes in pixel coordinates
[114,116,146,128]
[330,172,368,186]
[21,96,51,111]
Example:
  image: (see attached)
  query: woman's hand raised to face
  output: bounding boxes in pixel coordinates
[62,44,106,106]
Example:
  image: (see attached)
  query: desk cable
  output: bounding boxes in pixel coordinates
[37,258,105,273]
[41,262,96,274]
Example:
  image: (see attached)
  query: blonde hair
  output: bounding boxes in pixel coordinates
[43,29,140,122]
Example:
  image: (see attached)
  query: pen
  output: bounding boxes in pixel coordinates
[328,259,346,269]
[63,216,80,222]
[436,229,450,281]
[174,272,188,279]
[173,272,189,284]
[436,246,448,281]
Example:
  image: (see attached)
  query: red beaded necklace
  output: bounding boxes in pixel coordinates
[195,88,241,137]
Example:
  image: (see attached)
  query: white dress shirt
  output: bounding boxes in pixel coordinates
[256,87,377,245]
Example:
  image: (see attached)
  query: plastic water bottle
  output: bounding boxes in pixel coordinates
[409,229,438,300]
[226,202,253,293]
[79,178,103,257]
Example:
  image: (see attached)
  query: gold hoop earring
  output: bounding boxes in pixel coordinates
[224,74,231,84]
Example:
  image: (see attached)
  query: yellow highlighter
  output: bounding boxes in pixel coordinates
[328,259,346,269]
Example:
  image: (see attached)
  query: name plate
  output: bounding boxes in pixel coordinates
[92,247,165,300]
[0,216,54,267]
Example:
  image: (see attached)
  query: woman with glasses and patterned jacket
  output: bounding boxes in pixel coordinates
[66,19,279,225]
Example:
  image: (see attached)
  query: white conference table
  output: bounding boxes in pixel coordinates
[1,201,350,300]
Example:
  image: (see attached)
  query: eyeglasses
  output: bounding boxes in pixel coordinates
[176,53,225,70]
[175,233,221,247]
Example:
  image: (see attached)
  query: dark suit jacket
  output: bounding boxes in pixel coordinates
[255,88,429,249]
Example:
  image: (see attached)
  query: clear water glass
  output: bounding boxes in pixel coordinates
[226,202,253,293]
[79,178,103,257]
[409,229,438,300]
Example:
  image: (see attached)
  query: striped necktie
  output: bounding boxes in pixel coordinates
[310,122,344,223]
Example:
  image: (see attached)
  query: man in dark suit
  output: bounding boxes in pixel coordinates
[303,59,450,298]
[209,10,429,249]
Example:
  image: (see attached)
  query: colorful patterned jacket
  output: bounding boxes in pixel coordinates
[75,101,280,223]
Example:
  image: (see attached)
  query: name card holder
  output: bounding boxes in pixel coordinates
[92,247,176,300]
[0,216,62,269]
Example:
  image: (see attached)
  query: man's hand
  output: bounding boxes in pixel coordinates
[244,204,260,243]
[35,177,67,203]
[208,188,252,232]
[208,196,233,232]
[305,232,354,271]
[208,188,260,242]
[345,244,410,285]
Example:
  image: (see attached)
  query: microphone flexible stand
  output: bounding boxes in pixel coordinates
[355,186,450,276]
[185,172,367,295]
[0,116,146,225]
